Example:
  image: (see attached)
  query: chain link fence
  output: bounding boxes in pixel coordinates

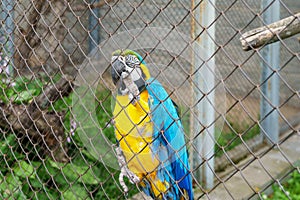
[0,0,299,199]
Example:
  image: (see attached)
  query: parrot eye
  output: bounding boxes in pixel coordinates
[125,55,140,68]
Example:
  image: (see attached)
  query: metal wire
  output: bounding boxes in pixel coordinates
[0,0,299,199]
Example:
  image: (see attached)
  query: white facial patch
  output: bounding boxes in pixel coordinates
[125,55,142,81]
[129,67,142,82]
[111,55,118,63]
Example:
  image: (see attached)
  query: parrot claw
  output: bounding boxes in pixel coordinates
[119,165,140,193]
[127,170,140,184]
[115,146,140,193]
[119,169,129,194]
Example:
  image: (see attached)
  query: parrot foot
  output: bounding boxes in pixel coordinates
[119,168,129,194]
[115,146,140,194]
[119,165,140,194]
[125,168,140,184]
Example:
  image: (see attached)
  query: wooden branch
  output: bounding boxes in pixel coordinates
[28,74,74,111]
[0,76,74,162]
[3,104,68,162]
[240,12,300,51]
[70,0,115,12]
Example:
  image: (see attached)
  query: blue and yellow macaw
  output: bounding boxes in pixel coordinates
[111,49,193,200]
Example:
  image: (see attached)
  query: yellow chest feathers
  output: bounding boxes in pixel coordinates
[113,90,153,139]
[113,91,159,174]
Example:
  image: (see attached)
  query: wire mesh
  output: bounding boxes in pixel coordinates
[0,0,299,199]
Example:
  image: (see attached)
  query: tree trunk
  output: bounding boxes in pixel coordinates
[14,0,45,71]
[14,0,68,74]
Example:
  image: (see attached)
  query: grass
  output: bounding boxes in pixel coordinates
[215,121,260,157]
[263,170,300,200]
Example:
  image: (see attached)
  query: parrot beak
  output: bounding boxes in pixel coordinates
[111,56,126,85]
[111,52,146,100]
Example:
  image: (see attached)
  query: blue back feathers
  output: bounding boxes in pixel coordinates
[145,78,193,200]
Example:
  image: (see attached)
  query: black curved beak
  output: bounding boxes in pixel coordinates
[111,58,126,85]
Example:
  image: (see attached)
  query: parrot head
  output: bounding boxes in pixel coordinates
[111,49,150,93]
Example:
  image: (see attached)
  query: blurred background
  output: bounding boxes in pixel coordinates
[0,0,299,199]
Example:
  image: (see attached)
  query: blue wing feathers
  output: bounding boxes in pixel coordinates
[146,78,194,200]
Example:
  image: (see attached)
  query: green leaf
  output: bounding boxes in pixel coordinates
[0,134,24,170]
[50,91,72,112]
[12,89,36,103]
[0,134,15,153]
[62,184,91,200]
[4,88,14,99]
[0,174,27,199]
[38,192,57,200]
[29,178,43,189]
[30,187,58,200]
[48,160,100,185]
[81,149,97,161]
[13,161,35,179]
[43,161,67,185]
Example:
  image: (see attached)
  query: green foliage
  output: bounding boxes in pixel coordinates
[0,76,44,104]
[95,88,115,142]
[63,184,91,200]
[263,170,300,200]
[13,161,35,179]
[0,174,27,199]
[48,159,101,185]
[0,77,138,199]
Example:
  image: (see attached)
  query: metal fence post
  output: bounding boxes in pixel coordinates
[1,0,14,76]
[88,0,100,53]
[192,0,216,189]
[260,0,280,144]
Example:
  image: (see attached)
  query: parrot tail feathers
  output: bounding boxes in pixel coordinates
[138,166,193,200]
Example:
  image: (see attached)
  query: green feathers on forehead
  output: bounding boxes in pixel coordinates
[112,49,146,64]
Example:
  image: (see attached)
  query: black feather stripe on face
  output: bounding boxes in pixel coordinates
[111,56,126,85]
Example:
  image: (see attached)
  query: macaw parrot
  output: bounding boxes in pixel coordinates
[111,49,193,200]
